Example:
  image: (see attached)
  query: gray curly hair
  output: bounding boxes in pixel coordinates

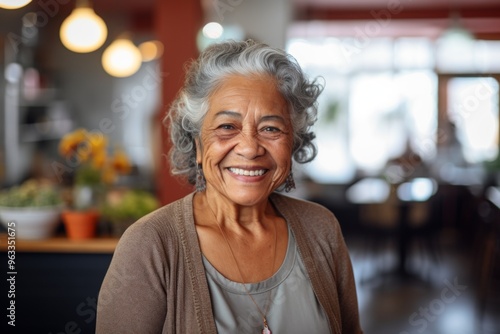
[165,39,323,185]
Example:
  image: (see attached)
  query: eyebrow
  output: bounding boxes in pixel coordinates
[214,110,241,119]
[214,111,287,124]
[261,115,287,124]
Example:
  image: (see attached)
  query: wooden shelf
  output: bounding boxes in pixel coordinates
[0,234,119,254]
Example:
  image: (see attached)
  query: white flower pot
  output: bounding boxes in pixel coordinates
[0,206,63,240]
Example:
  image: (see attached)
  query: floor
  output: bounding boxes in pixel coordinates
[346,232,500,334]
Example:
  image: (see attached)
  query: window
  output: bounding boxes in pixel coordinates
[287,37,438,183]
[447,77,499,163]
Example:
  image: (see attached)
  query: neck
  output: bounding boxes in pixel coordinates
[199,189,274,231]
[193,188,287,286]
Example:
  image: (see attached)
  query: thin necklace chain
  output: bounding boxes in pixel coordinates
[207,202,278,331]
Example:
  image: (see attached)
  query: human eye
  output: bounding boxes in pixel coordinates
[259,125,285,139]
[258,115,288,138]
[218,124,236,130]
[214,123,239,138]
[261,126,281,133]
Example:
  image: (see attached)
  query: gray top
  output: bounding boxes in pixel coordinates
[203,225,330,334]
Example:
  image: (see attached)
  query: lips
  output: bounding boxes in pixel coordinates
[228,167,267,176]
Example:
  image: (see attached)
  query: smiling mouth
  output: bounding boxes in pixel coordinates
[228,168,267,176]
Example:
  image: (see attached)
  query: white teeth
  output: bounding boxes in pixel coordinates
[229,168,266,176]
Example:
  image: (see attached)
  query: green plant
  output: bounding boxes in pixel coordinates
[100,189,159,221]
[0,179,63,207]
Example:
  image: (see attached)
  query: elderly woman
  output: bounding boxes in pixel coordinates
[97,40,362,334]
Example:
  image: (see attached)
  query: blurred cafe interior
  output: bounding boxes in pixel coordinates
[1,0,500,333]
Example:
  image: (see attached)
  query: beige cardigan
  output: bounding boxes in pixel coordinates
[96,193,363,333]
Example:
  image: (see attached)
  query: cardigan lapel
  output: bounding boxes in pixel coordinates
[270,193,342,334]
[177,193,218,333]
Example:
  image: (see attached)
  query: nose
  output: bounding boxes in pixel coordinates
[234,132,265,159]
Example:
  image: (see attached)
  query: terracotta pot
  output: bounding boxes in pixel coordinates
[62,210,99,240]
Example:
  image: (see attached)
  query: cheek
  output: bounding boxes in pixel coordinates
[282,140,294,170]
[198,132,216,160]
[200,137,234,165]
[272,141,293,169]
[279,136,294,159]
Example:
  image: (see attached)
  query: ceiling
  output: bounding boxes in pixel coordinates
[292,0,500,39]
[292,0,500,9]
[89,0,500,23]
[3,0,499,39]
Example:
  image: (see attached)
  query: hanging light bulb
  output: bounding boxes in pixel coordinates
[0,0,32,9]
[102,36,142,77]
[138,40,164,62]
[59,0,107,53]
[436,12,475,71]
[202,22,224,39]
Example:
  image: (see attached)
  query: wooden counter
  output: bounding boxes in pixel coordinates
[0,234,119,253]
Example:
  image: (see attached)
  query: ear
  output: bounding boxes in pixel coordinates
[195,138,202,164]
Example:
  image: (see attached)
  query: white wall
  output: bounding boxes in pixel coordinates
[207,0,293,49]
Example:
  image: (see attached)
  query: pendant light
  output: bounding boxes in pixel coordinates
[102,35,142,77]
[0,0,32,9]
[59,0,107,53]
[436,11,475,71]
[138,40,164,62]
[202,22,224,39]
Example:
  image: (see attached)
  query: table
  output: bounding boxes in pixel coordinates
[347,177,438,282]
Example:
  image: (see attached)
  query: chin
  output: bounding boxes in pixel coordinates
[224,189,271,207]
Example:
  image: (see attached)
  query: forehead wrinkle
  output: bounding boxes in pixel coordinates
[214,110,241,119]
[207,74,289,124]
[214,108,287,125]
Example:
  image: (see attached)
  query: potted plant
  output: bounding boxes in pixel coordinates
[58,128,131,239]
[100,188,159,237]
[0,179,64,240]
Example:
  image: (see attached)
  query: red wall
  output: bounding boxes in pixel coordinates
[154,0,203,205]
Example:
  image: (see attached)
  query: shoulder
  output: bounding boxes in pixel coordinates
[270,192,337,223]
[270,192,343,242]
[132,192,193,231]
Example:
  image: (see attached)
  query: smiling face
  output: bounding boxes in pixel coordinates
[196,74,294,207]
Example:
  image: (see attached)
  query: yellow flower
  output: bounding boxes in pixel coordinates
[91,150,107,169]
[59,128,86,157]
[102,165,117,184]
[58,128,132,187]
[111,149,132,175]
[87,132,107,155]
